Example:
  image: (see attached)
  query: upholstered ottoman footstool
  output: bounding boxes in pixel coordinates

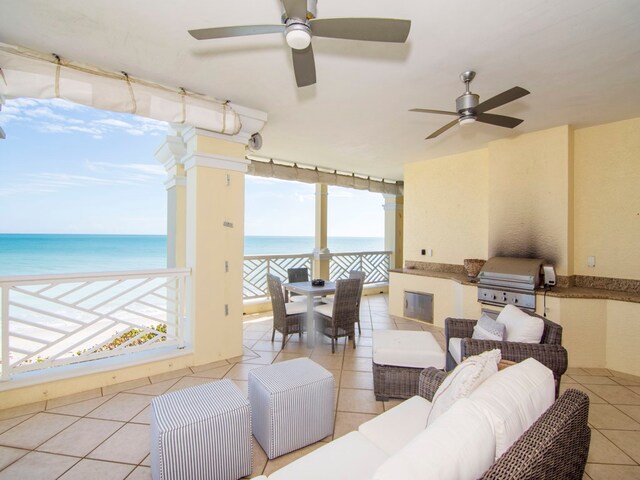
[150,379,251,480]
[373,330,445,400]
[249,357,334,459]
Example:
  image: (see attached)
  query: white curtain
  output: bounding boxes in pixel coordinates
[0,43,241,135]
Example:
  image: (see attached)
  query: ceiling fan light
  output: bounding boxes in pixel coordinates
[459,116,476,126]
[286,29,311,50]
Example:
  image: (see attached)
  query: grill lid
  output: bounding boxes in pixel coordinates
[478,257,544,290]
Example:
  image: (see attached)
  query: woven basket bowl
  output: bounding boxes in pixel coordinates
[463,258,486,277]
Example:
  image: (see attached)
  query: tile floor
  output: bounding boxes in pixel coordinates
[0,294,639,479]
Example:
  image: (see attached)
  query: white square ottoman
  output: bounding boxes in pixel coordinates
[372,330,445,400]
[150,379,252,480]
[249,357,334,459]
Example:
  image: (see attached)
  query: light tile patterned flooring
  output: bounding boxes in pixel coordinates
[1,294,640,479]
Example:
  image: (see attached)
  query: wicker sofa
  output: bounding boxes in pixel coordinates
[252,360,590,480]
[445,310,568,397]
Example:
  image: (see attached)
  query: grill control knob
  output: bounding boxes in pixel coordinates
[492,295,497,300]
[514,298,518,303]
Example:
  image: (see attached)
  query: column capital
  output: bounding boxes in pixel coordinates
[183,152,251,173]
[155,134,187,170]
[164,175,187,190]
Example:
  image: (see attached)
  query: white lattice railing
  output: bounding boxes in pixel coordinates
[244,254,313,300]
[0,268,189,381]
[328,251,391,285]
[243,251,391,300]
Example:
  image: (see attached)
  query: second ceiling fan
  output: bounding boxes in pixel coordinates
[188,0,411,88]
[411,71,530,139]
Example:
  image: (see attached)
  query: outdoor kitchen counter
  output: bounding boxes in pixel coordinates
[390,268,640,304]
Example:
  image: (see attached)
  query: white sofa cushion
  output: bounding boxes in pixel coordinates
[469,357,555,460]
[496,304,544,343]
[427,349,500,426]
[373,398,496,480]
[267,431,388,480]
[472,312,506,341]
[372,330,445,369]
[358,395,432,456]
[448,337,462,364]
[285,301,307,315]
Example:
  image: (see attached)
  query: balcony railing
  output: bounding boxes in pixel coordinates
[0,268,189,381]
[243,250,391,300]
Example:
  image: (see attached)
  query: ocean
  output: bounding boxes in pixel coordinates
[0,234,384,276]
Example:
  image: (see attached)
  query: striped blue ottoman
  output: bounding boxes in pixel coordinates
[249,357,335,459]
[150,379,251,480]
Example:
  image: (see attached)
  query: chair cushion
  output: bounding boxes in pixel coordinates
[267,431,388,480]
[468,357,555,460]
[372,330,445,369]
[285,301,307,315]
[496,304,544,343]
[313,303,333,317]
[426,349,501,426]
[358,395,433,456]
[472,312,506,341]
[373,398,496,480]
[448,337,463,364]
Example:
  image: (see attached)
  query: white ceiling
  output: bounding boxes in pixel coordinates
[1,0,640,180]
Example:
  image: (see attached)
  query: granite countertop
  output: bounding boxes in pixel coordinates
[390,267,640,304]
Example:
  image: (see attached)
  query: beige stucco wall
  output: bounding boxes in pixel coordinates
[488,126,573,276]
[396,117,640,377]
[404,148,489,265]
[573,117,640,280]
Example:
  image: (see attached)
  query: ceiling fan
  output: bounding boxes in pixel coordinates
[410,71,530,139]
[188,0,411,87]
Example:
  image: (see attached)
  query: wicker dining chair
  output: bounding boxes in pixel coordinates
[285,267,309,303]
[313,278,360,353]
[267,274,306,349]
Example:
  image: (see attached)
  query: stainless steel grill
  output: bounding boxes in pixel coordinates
[477,257,545,310]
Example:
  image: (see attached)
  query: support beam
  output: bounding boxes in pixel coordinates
[384,194,404,269]
[182,127,250,364]
[313,183,330,279]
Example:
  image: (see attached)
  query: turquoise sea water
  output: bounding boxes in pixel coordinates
[0,234,384,276]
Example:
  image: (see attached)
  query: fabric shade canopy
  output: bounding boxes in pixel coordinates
[0,43,241,135]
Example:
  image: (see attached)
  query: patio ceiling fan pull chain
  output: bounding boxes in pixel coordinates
[121,72,137,114]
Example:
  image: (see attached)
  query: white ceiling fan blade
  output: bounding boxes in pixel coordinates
[310,18,411,43]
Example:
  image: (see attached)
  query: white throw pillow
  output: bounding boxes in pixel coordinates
[426,349,501,426]
[472,312,506,341]
[373,398,496,480]
[469,357,555,460]
[496,304,544,343]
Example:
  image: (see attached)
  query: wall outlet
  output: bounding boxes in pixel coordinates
[427,248,433,257]
[587,256,596,268]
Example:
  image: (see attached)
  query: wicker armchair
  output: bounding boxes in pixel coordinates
[445,312,568,397]
[418,368,591,480]
[313,278,360,353]
[267,274,306,349]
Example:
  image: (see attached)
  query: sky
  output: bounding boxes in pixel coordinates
[0,98,384,237]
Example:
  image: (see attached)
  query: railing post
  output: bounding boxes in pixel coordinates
[1,284,10,381]
[177,274,185,348]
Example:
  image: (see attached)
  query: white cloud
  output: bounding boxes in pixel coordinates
[95,118,133,128]
[126,129,145,136]
[86,160,165,177]
[24,106,68,122]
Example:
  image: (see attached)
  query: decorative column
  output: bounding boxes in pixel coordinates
[384,194,404,269]
[155,126,187,268]
[182,127,251,364]
[313,183,330,279]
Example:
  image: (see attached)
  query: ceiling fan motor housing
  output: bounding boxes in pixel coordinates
[456,93,479,117]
